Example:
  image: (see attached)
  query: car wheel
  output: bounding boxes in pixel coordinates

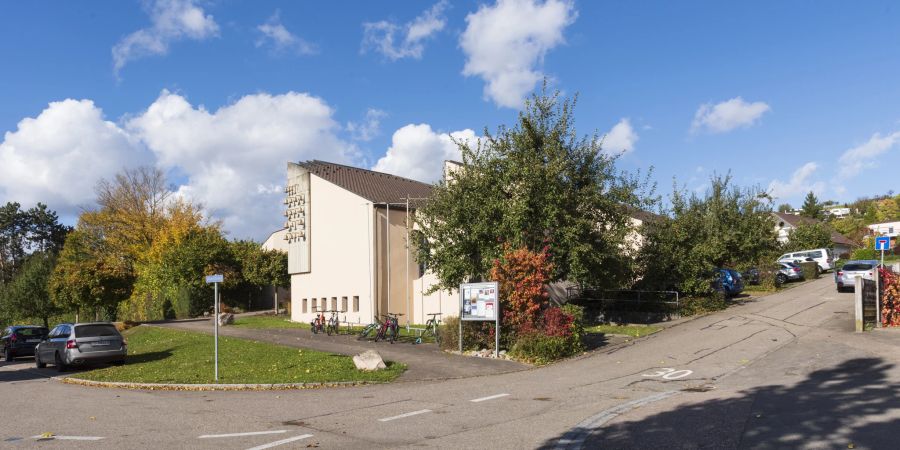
[35,352,46,369]
[54,352,67,372]
[3,347,14,362]
[776,274,787,285]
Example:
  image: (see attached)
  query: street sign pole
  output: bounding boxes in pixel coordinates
[205,274,224,383]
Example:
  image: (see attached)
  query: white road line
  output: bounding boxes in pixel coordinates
[470,393,510,403]
[31,435,105,441]
[245,433,313,450]
[199,430,288,439]
[378,409,432,422]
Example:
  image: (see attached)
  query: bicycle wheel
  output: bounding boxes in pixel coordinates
[311,321,318,334]
[434,324,442,345]
[357,325,373,341]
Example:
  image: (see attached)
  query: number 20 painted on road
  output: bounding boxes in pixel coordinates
[641,368,693,380]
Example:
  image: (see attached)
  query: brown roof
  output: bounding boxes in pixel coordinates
[771,212,855,246]
[299,160,433,206]
[625,205,663,223]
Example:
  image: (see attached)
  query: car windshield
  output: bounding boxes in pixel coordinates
[842,264,873,271]
[16,328,48,337]
[74,324,119,338]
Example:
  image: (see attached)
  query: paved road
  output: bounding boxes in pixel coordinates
[2,277,899,449]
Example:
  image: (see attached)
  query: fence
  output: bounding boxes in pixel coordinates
[565,287,680,324]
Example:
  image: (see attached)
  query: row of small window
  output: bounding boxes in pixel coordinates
[302,296,359,313]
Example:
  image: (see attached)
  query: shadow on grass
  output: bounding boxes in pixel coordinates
[539,357,900,449]
[122,349,173,365]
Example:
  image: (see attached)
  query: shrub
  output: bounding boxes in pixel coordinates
[678,294,728,316]
[510,333,573,365]
[490,246,553,335]
[798,261,819,279]
[852,247,878,260]
[439,316,495,352]
[510,304,584,363]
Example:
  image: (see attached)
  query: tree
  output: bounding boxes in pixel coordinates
[800,191,823,219]
[230,241,289,311]
[415,89,653,291]
[637,175,780,296]
[777,203,793,213]
[785,222,833,252]
[4,253,59,327]
[0,202,69,284]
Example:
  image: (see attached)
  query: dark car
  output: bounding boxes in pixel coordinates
[35,322,126,371]
[713,268,744,297]
[741,268,760,285]
[1,326,49,361]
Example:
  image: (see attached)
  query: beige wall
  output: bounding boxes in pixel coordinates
[290,175,376,326]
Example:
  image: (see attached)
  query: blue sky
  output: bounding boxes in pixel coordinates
[1,0,899,240]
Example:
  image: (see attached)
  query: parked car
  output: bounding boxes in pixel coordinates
[777,248,835,274]
[834,260,879,292]
[713,268,744,297]
[776,262,804,285]
[35,322,126,372]
[0,326,49,361]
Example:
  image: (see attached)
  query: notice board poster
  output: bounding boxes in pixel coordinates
[460,281,499,321]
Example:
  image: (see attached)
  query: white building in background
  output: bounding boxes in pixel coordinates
[284,161,456,327]
[825,207,851,219]
[868,221,900,238]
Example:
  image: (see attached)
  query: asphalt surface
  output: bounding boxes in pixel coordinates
[2,277,900,449]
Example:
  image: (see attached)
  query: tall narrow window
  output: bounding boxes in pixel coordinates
[302,298,308,313]
[331,297,338,311]
[353,296,359,312]
[342,296,348,312]
[320,298,326,312]
[310,298,316,312]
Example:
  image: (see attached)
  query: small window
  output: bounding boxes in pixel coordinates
[342,296,348,312]
[353,296,359,312]
[331,297,337,311]
[311,299,317,312]
[319,298,326,311]
[302,298,308,313]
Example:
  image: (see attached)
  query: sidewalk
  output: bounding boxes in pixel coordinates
[156,319,529,382]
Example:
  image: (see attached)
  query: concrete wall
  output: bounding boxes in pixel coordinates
[290,175,376,326]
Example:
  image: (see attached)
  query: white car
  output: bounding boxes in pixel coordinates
[777,248,835,273]
[834,260,879,292]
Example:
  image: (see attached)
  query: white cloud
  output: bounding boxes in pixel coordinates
[768,162,825,200]
[346,109,387,142]
[602,118,638,155]
[838,131,900,179]
[361,1,448,60]
[691,97,770,134]
[460,0,577,108]
[112,0,219,75]
[372,124,479,183]
[126,90,357,239]
[0,100,150,216]
[256,11,317,55]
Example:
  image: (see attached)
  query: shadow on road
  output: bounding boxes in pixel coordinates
[539,357,900,449]
[0,358,53,382]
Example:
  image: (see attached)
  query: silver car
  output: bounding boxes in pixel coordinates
[834,260,879,292]
[777,262,804,284]
[35,322,126,372]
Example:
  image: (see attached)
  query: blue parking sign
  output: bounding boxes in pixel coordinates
[875,236,890,251]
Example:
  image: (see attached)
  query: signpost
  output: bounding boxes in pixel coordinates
[459,281,500,357]
[875,236,890,266]
[205,274,224,382]
[874,236,891,327]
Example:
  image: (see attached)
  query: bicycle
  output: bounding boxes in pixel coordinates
[375,313,402,344]
[417,312,442,345]
[325,310,340,336]
[357,315,382,341]
[310,310,326,334]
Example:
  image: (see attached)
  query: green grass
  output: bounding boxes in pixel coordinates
[232,314,308,329]
[584,324,662,337]
[75,326,405,384]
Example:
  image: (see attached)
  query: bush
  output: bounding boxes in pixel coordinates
[852,247,878,260]
[678,295,728,316]
[510,333,574,365]
[510,304,584,364]
[439,316,495,352]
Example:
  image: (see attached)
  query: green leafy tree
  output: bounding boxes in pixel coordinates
[637,175,780,296]
[800,191,823,219]
[777,203,793,213]
[4,253,59,328]
[230,240,288,311]
[415,89,653,290]
[784,222,833,252]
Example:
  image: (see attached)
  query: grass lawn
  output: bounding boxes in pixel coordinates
[75,326,405,384]
[584,324,662,337]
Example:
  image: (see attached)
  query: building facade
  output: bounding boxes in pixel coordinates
[284,161,456,327]
[772,212,855,257]
[868,221,900,238]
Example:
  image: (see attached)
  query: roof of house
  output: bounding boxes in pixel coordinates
[771,212,855,246]
[626,205,663,223]
[299,160,433,205]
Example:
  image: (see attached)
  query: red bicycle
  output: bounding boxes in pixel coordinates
[374,313,403,343]
[310,310,326,334]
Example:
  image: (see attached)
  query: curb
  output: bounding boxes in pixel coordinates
[57,376,379,391]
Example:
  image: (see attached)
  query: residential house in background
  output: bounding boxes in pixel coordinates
[771,212,855,257]
[868,221,900,238]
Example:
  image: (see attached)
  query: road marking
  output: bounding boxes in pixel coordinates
[470,393,510,403]
[378,409,432,422]
[641,367,693,380]
[31,435,105,441]
[199,430,288,439]
[554,390,680,450]
[245,434,313,450]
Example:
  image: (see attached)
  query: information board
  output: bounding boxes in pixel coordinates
[460,282,499,321]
